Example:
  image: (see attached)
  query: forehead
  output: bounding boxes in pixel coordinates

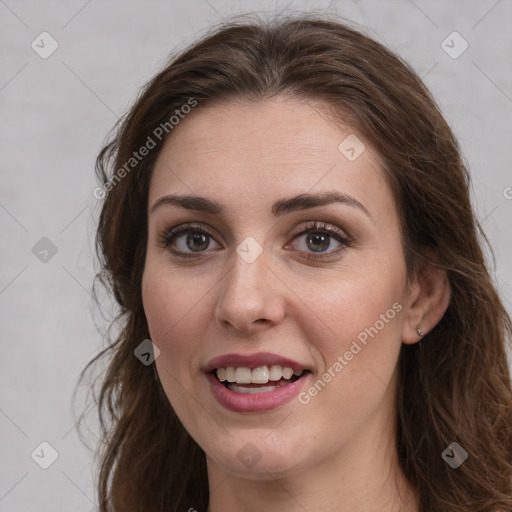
[149,96,393,221]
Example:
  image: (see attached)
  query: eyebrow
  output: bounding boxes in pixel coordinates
[150,191,372,220]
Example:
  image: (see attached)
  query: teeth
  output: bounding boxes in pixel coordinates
[216,367,226,381]
[252,366,269,384]
[225,367,236,382]
[269,365,282,381]
[216,365,304,384]
[234,367,251,384]
[282,367,293,379]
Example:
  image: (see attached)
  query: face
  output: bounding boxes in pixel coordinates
[142,95,412,480]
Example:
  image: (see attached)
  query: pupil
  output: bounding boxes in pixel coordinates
[308,233,329,252]
[187,232,209,251]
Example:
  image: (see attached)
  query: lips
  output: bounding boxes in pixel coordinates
[203,352,313,412]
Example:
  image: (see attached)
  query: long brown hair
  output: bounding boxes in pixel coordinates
[80,12,512,512]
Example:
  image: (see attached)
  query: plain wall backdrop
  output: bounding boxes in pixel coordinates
[1,0,511,510]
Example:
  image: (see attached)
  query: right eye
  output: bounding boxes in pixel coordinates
[160,223,222,258]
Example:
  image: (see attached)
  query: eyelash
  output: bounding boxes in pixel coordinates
[158,221,352,261]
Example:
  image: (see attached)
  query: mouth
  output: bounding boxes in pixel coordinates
[211,365,311,394]
[204,352,313,412]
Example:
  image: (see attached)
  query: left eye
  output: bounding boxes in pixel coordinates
[286,224,351,258]
[291,231,342,252]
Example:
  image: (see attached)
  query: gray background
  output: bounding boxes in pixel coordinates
[1,0,511,510]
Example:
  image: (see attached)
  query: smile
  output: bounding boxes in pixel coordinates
[215,365,305,394]
[203,352,313,412]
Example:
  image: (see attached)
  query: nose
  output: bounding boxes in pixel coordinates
[214,248,285,334]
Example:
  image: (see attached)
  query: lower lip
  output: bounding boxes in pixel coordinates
[205,372,311,413]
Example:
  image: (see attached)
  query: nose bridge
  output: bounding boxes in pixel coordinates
[232,244,268,292]
[215,241,284,331]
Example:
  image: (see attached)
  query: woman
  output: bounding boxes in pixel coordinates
[83,12,512,512]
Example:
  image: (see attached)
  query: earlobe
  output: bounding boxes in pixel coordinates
[401,264,451,345]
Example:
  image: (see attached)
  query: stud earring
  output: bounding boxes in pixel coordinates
[417,327,425,337]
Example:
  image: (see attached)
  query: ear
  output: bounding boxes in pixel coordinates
[401,259,451,345]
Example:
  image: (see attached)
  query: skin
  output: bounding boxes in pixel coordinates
[141,95,451,512]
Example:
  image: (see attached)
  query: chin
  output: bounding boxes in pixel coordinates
[205,430,310,479]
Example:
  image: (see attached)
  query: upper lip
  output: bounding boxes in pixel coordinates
[204,352,311,373]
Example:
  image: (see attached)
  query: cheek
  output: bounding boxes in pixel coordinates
[301,270,404,351]
[141,265,210,380]
[141,263,235,451]
[294,264,406,413]
[141,265,207,415]
[143,265,202,338]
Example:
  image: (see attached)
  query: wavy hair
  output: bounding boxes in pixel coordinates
[79,12,512,512]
